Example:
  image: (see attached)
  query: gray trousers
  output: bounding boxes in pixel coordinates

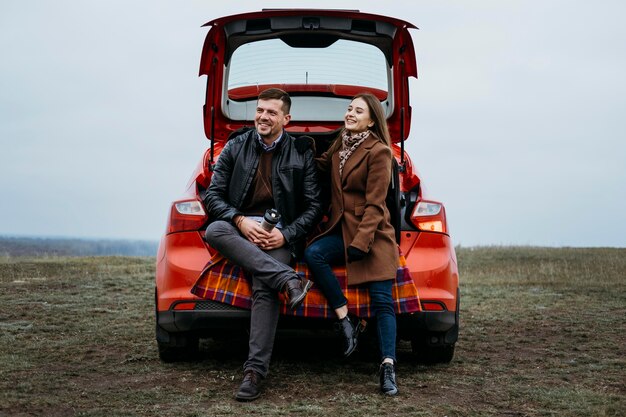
[205,220,297,377]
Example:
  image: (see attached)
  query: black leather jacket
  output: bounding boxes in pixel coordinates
[202,129,323,258]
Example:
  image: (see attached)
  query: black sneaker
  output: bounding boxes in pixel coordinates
[379,362,398,396]
[235,369,262,401]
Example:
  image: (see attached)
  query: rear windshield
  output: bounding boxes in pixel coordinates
[224,38,391,121]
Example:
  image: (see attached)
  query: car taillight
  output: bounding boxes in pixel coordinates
[410,200,448,234]
[167,199,208,234]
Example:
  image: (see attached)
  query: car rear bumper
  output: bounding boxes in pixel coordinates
[156,299,458,344]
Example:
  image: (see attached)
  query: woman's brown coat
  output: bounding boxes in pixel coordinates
[315,134,399,285]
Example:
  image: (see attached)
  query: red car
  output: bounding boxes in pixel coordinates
[155,9,459,363]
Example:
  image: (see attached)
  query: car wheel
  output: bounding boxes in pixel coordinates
[158,340,200,363]
[411,337,455,364]
[156,326,200,363]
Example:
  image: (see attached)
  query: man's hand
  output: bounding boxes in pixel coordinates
[236,216,285,250]
[259,228,286,250]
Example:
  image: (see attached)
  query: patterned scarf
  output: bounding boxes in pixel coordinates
[338,130,370,176]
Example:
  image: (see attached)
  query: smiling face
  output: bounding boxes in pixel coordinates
[344,97,374,134]
[255,98,291,144]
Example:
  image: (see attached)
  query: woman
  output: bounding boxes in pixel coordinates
[304,92,399,396]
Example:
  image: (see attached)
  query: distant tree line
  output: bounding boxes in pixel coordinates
[0,236,158,257]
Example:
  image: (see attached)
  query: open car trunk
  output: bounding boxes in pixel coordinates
[198,9,417,145]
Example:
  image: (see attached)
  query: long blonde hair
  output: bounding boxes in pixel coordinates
[328,92,391,155]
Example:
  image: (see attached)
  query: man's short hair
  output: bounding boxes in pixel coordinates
[258,88,291,114]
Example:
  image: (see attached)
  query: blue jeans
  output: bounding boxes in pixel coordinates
[304,233,397,362]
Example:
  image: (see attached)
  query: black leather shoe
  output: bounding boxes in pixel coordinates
[336,315,361,357]
[284,278,313,310]
[379,362,398,396]
[235,369,262,401]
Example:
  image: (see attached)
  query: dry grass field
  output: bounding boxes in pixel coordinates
[0,247,624,416]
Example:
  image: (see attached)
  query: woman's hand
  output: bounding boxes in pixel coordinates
[346,245,367,263]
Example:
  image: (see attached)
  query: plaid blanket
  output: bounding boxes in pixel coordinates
[190,253,420,318]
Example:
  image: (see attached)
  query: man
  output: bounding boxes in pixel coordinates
[203,88,322,401]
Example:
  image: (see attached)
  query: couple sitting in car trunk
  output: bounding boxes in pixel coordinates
[202,88,399,401]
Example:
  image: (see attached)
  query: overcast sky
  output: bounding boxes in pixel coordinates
[1,0,624,247]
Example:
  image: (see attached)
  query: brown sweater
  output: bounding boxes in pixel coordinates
[239,150,274,216]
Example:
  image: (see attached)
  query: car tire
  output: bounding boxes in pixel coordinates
[158,341,199,363]
[156,328,200,363]
[411,337,455,364]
